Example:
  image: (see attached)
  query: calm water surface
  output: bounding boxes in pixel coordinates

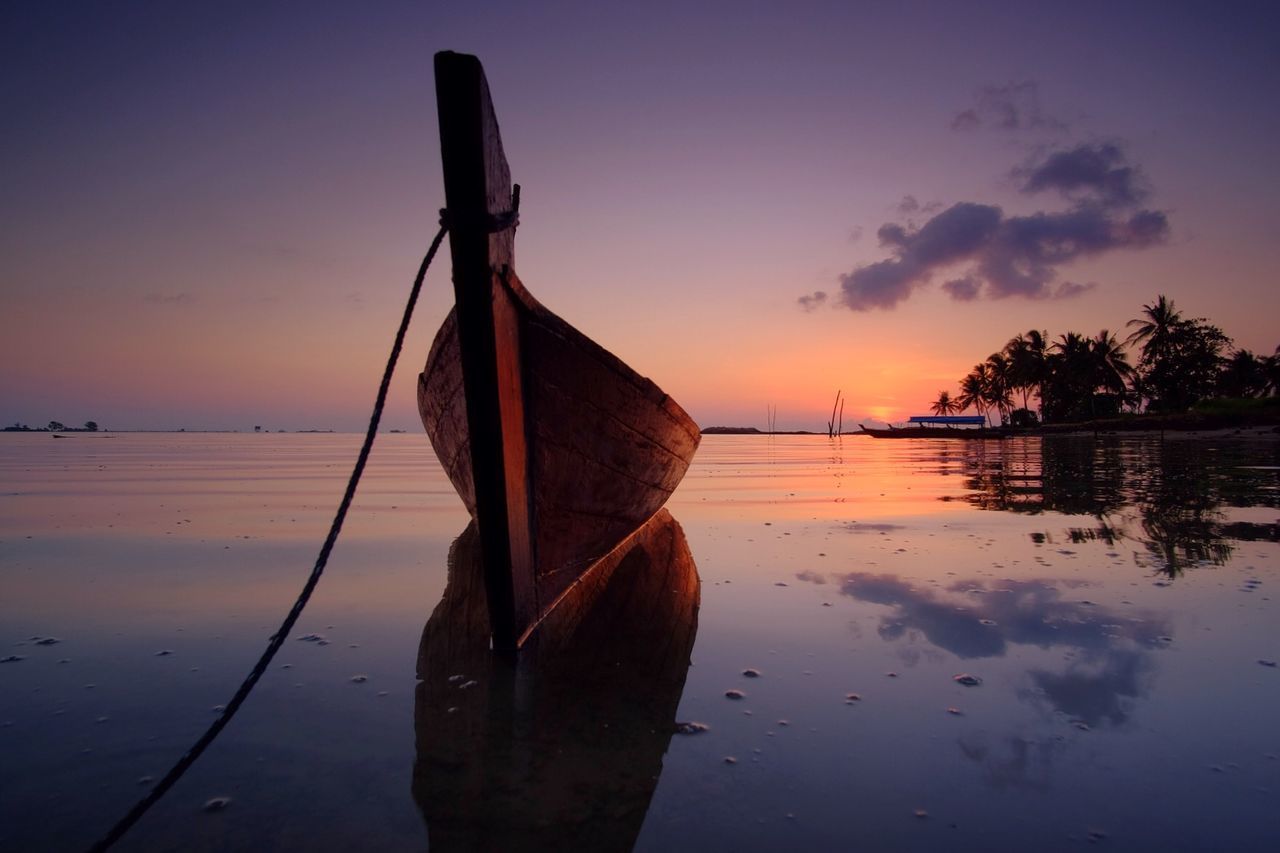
[2,432,1278,851]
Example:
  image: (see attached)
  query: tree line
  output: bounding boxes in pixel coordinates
[4,421,99,432]
[929,295,1280,425]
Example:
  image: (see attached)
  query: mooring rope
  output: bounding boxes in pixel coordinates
[87,221,449,852]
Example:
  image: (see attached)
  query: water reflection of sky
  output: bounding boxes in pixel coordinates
[3,433,1279,852]
[817,571,1170,730]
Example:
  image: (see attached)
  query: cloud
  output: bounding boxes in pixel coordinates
[847,226,864,245]
[943,276,981,301]
[1053,280,1096,299]
[1016,142,1149,209]
[825,143,1169,310]
[951,81,1067,133]
[796,290,828,312]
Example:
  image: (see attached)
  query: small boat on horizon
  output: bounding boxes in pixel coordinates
[418,52,700,651]
[859,415,1009,439]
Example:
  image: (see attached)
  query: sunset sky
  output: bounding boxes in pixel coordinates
[3,1,1278,432]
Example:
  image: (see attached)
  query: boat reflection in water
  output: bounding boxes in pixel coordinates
[412,508,699,851]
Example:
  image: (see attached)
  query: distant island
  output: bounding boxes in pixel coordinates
[700,426,819,435]
[4,420,99,432]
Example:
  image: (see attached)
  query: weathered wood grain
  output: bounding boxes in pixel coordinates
[434,51,534,650]
[418,268,701,639]
[425,50,700,648]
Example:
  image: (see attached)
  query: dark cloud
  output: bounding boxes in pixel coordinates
[942,276,981,301]
[1017,142,1149,209]
[1053,280,1095,299]
[826,143,1169,310]
[951,82,1067,133]
[950,108,980,132]
[897,194,920,215]
[796,290,827,312]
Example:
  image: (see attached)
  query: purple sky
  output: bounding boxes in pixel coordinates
[3,1,1278,430]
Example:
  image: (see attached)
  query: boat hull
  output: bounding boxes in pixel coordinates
[418,269,700,637]
[858,424,1009,439]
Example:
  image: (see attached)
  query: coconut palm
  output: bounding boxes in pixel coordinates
[955,368,987,423]
[1217,350,1268,398]
[1125,295,1182,360]
[1090,329,1134,395]
[983,352,1015,423]
[1266,346,1280,396]
[1004,330,1049,414]
[1041,332,1093,422]
[930,390,959,417]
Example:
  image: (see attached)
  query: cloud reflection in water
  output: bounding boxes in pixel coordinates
[819,573,1170,728]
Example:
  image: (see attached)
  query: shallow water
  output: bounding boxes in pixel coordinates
[2,431,1278,851]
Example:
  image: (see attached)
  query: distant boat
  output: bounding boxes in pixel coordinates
[859,415,1008,439]
[418,52,700,651]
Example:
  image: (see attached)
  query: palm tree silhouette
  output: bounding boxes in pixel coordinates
[1125,295,1182,360]
[930,390,959,417]
[1089,329,1135,410]
[956,365,989,424]
[1004,330,1048,414]
[985,352,1016,423]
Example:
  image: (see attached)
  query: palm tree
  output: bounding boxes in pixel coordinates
[1043,332,1093,422]
[1125,295,1182,361]
[1005,330,1048,414]
[1266,346,1280,396]
[1090,329,1135,396]
[930,390,959,417]
[956,368,987,423]
[984,352,1014,424]
[1217,350,1267,398]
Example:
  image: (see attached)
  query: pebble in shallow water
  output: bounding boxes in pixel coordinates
[675,721,710,735]
[946,707,963,716]
[742,668,762,678]
[953,674,982,686]
[350,675,368,683]
[202,797,232,813]
[34,637,61,646]
[1258,660,1277,668]
[725,689,746,700]
[0,655,24,664]
[845,693,861,703]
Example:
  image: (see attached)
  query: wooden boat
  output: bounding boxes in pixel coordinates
[413,509,699,850]
[418,52,700,651]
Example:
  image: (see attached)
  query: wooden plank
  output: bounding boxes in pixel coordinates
[434,51,535,651]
